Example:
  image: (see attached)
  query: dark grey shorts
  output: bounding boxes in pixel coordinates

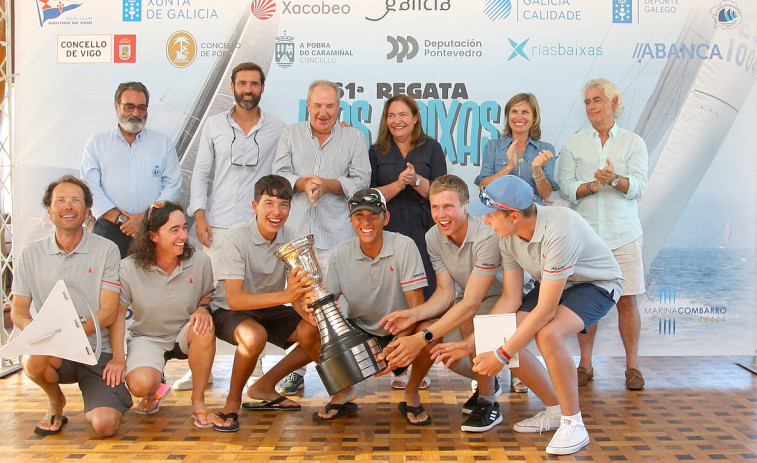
[57,353,133,413]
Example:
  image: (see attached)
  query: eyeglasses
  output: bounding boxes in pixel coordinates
[119,102,149,114]
[479,189,519,212]
[146,200,166,227]
[230,128,260,167]
[348,191,386,213]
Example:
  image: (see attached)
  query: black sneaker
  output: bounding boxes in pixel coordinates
[462,377,502,415]
[461,401,503,432]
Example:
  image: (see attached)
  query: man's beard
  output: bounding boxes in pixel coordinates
[234,91,260,111]
[118,114,146,134]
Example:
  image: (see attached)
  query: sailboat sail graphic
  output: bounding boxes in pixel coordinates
[636,3,757,270]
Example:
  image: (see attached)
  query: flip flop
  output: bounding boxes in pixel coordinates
[33,415,68,436]
[312,401,359,422]
[213,412,239,433]
[191,411,217,429]
[392,375,431,390]
[398,401,432,426]
[242,395,301,411]
[135,383,171,415]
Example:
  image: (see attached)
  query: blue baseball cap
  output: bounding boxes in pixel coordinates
[466,175,533,216]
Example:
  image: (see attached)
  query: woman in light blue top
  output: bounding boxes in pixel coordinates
[474,93,559,204]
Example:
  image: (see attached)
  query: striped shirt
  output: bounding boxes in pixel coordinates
[272,121,370,249]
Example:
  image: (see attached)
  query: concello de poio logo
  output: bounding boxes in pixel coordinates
[166,30,197,68]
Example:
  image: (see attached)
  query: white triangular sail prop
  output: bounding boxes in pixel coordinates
[0,280,99,365]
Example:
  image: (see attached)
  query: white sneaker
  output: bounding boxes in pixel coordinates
[513,409,561,433]
[246,359,264,388]
[545,419,590,455]
[173,369,213,391]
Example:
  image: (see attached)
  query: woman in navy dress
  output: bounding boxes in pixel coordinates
[369,95,447,301]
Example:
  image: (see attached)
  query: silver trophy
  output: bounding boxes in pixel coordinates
[275,235,386,395]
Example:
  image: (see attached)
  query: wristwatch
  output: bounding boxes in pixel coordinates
[611,175,620,187]
[414,175,421,187]
[421,328,434,344]
[115,214,128,226]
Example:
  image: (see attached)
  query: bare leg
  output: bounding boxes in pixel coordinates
[402,325,435,424]
[576,323,598,372]
[534,305,585,416]
[22,355,66,433]
[187,327,224,427]
[616,295,641,370]
[220,320,267,416]
[85,407,123,437]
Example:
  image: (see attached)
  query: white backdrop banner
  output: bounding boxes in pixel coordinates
[13,0,756,355]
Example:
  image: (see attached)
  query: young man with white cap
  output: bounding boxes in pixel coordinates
[451,174,623,455]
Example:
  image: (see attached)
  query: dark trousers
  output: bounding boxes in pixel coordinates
[93,217,133,259]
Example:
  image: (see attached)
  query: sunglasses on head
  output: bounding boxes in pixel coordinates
[479,189,520,212]
[348,192,386,213]
[146,200,166,227]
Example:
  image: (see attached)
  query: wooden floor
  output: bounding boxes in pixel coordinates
[0,356,755,462]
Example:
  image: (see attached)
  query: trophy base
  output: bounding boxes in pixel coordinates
[316,336,386,395]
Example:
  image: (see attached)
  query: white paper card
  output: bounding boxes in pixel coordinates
[473,313,519,368]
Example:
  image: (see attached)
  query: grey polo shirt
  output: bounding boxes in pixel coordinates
[325,231,427,336]
[12,232,121,353]
[499,205,623,299]
[425,214,503,299]
[211,219,294,311]
[119,251,214,344]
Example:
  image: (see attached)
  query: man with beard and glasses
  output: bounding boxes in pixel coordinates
[177,63,288,392]
[81,81,182,258]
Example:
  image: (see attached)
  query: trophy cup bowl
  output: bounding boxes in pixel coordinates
[275,235,387,395]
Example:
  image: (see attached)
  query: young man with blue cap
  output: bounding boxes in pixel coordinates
[458,174,623,455]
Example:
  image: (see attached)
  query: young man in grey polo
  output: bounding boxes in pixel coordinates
[314,188,430,425]
[11,176,132,437]
[210,175,320,432]
[466,175,623,456]
[378,174,506,432]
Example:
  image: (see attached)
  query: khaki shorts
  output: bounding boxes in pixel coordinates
[125,322,191,375]
[612,237,645,296]
[442,294,499,342]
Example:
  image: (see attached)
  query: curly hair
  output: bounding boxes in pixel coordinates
[129,201,194,269]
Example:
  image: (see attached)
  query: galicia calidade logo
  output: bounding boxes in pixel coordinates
[386,36,418,63]
[612,0,631,24]
[166,31,197,68]
[484,0,511,21]
[275,32,295,68]
[37,0,83,26]
[251,0,276,20]
[710,1,742,30]
[508,38,529,61]
[123,0,141,21]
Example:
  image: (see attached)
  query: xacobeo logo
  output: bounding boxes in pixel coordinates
[387,36,418,63]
